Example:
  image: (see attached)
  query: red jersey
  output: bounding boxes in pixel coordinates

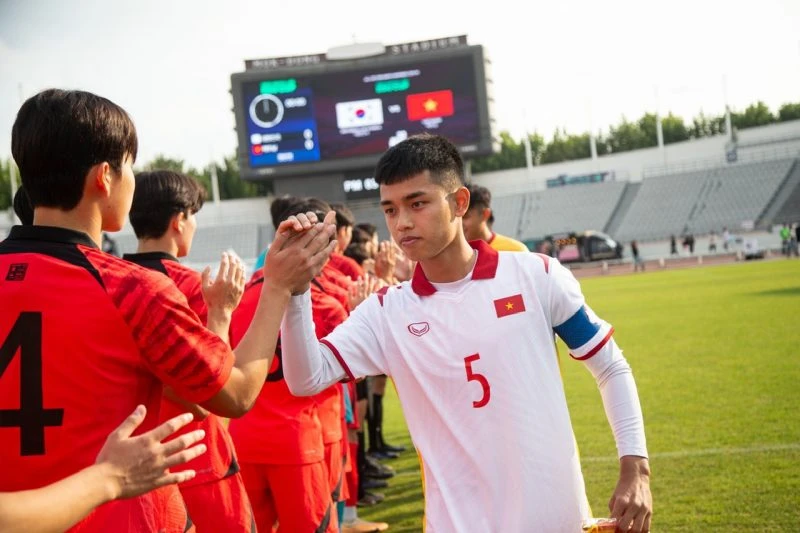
[309,279,348,445]
[328,253,364,282]
[0,226,234,531]
[228,274,324,465]
[319,262,351,311]
[123,252,240,487]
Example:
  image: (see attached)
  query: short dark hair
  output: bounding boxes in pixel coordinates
[374,133,464,190]
[343,241,370,265]
[270,195,297,230]
[330,203,355,229]
[12,89,138,210]
[275,197,332,225]
[355,222,377,239]
[13,186,34,225]
[349,226,372,246]
[466,183,491,211]
[129,170,206,239]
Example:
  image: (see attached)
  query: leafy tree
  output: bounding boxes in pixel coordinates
[0,159,13,211]
[731,101,776,129]
[638,113,689,144]
[471,132,525,173]
[540,130,607,164]
[198,156,268,200]
[778,102,800,122]
[688,111,725,138]
[607,117,653,153]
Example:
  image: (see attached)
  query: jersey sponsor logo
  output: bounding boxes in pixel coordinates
[494,294,526,318]
[5,263,28,281]
[407,322,430,337]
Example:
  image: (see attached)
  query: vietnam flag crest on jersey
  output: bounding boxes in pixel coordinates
[494,294,525,318]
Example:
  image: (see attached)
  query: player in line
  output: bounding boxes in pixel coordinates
[124,170,254,532]
[0,88,336,531]
[279,134,653,532]
[231,197,337,533]
[461,183,529,252]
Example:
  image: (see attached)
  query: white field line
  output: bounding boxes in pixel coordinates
[391,443,800,476]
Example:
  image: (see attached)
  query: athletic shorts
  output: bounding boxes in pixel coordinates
[239,461,337,533]
[180,472,255,532]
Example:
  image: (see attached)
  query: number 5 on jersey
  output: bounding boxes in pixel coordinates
[464,353,490,408]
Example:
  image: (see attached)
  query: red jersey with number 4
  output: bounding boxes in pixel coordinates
[123,252,240,487]
[0,227,234,532]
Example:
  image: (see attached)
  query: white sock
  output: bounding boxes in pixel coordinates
[343,506,358,522]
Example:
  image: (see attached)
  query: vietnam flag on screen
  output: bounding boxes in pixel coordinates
[406,90,454,121]
[494,294,526,318]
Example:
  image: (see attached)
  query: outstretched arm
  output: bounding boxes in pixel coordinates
[203,212,337,416]
[0,406,205,533]
[281,290,349,396]
[582,338,652,533]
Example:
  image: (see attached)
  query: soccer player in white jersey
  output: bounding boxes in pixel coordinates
[280,134,652,533]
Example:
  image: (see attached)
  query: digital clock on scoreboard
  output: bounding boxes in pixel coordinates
[231,45,495,180]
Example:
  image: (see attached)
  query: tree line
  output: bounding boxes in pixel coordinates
[2,100,800,210]
[471,100,800,173]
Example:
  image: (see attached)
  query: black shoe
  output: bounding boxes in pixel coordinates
[357,492,384,507]
[365,455,395,474]
[364,467,394,482]
[380,442,406,453]
[368,450,399,460]
[363,478,389,490]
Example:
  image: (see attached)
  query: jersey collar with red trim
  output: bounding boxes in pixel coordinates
[122,251,179,263]
[8,225,99,249]
[410,239,499,297]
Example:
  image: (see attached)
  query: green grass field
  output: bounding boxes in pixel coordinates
[360,259,800,532]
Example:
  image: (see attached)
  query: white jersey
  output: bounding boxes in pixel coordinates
[321,241,616,532]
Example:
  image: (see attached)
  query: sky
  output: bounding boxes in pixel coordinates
[1,0,799,168]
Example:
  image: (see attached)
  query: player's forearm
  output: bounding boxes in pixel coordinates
[282,290,347,396]
[583,339,649,458]
[206,308,232,345]
[0,463,114,533]
[229,281,291,402]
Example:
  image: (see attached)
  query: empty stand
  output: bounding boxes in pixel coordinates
[614,159,794,242]
[492,181,627,240]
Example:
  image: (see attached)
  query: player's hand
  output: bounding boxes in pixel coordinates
[609,456,652,533]
[391,241,415,282]
[201,252,246,315]
[264,211,337,295]
[374,240,397,283]
[362,258,376,276]
[347,275,380,310]
[95,406,207,500]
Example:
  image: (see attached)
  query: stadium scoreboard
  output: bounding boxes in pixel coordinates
[231,37,497,197]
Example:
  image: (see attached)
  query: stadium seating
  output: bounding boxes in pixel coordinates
[613,158,794,242]
[116,223,263,264]
[507,181,627,240]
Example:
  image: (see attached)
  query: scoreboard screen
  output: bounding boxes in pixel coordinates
[231,45,495,180]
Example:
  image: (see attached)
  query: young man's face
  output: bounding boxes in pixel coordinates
[461,206,488,242]
[103,154,135,232]
[380,171,467,262]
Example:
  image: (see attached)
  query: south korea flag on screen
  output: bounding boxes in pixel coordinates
[335,98,384,129]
